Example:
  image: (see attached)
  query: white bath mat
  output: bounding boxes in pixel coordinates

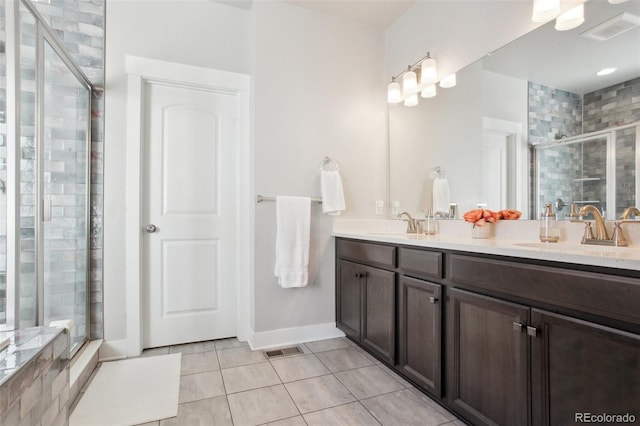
[70,353,181,426]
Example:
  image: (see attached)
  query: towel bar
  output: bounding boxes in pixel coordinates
[256,195,323,203]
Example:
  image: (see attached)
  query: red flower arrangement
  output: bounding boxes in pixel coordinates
[463,208,522,227]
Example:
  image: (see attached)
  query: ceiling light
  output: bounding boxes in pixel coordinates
[608,0,628,4]
[596,67,618,76]
[421,84,437,99]
[555,4,584,31]
[387,79,402,104]
[532,0,561,23]
[439,74,456,89]
[420,53,437,85]
[404,94,419,107]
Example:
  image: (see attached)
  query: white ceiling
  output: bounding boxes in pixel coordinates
[283,0,416,29]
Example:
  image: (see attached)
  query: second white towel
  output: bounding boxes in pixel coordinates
[274,196,311,288]
[433,177,450,216]
[320,169,346,215]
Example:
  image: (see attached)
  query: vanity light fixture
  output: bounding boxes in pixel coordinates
[596,67,618,76]
[420,53,438,84]
[532,0,561,23]
[404,93,419,107]
[439,74,456,89]
[387,78,402,104]
[403,67,419,96]
[421,84,437,98]
[387,52,451,106]
[608,0,628,4]
[555,3,585,31]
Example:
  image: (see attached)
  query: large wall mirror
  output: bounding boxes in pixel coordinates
[389,0,640,221]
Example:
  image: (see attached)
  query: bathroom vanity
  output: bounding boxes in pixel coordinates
[334,231,640,426]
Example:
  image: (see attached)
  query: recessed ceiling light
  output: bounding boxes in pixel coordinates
[596,67,618,76]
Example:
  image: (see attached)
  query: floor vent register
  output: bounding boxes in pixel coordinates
[263,346,304,359]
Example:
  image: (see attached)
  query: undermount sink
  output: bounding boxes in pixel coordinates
[513,242,633,254]
[367,232,429,239]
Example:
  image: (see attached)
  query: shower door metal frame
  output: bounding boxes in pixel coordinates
[3,0,94,355]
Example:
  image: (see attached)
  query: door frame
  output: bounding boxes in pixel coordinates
[124,56,252,357]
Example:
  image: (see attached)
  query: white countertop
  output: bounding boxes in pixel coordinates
[333,219,640,272]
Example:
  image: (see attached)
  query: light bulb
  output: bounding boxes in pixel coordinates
[403,70,418,96]
[404,94,419,107]
[555,4,584,31]
[532,0,561,23]
[420,57,438,85]
[439,74,456,89]
[387,81,402,104]
[421,84,437,98]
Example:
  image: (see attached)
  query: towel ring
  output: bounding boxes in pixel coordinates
[320,156,339,172]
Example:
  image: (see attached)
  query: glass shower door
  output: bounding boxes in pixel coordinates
[42,39,90,351]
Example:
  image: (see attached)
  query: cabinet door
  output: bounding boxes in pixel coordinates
[447,288,530,426]
[336,260,362,341]
[361,264,396,364]
[399,276,441,397]
[531,309,640,425]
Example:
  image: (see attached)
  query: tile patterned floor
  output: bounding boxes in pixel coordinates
[73,337,466,426]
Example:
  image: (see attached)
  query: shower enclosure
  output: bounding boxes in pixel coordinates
[535,122,640,220]
[0,0,92,356]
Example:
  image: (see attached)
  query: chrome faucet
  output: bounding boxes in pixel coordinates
[397,211,422,233]
[579,205,609,240]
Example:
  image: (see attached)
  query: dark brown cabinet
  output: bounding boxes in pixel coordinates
[336,260,362,340]
[398,276,442,397]
[447,288,530,426]
[361,264,396,364]
[336,237,640,426]
[531,309,640,425]
[336,258,395,364]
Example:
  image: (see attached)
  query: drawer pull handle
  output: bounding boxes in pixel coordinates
[429,297,438,304]
[354,272,368,278]
[513,322,523,332]
[527,326,539,337]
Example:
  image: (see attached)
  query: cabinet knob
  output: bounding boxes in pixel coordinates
[527,326,539,337]
[513,322,524,332]
[429,296,438,304]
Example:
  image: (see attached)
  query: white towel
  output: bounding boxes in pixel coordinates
[274,196,311,288]
[320,170,346,215]
[433,177,450,216]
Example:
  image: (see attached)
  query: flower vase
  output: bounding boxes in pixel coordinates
[471,223,491,239]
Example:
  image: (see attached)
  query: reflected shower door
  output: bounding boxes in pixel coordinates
[42,39,90,351]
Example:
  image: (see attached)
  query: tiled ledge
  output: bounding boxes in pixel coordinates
[0,326,70,425]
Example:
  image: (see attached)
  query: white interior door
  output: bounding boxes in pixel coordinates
[142,80,237,348]
[481,131,509,210]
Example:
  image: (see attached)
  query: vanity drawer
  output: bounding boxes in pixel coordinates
[399,247,442,280]
[337,239,396,268]
[448,254,640,328]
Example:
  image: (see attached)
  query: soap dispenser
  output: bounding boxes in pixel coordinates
[424,208,438,235]
[540,203,560,242]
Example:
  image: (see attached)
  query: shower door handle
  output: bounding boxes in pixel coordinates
[43,196,52,222]
[144,224,157,233]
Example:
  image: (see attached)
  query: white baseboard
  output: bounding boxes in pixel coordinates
[248,322,345,351]
[98,323,345,359]
[98,338,129,361]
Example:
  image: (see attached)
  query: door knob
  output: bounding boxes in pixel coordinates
[145,224,157,233]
